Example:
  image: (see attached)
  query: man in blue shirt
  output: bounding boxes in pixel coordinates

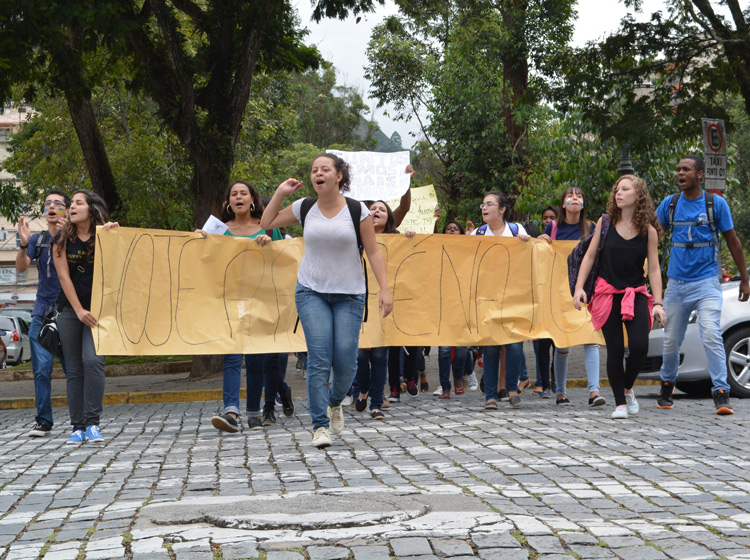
[655,156,749,414]
[15,190,70,436]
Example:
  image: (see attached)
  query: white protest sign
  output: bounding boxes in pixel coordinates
[201,215,229,235]
[327,150,411,201]
[387,185,439,234]
[702,118,727,191]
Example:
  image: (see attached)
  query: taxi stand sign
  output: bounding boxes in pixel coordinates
[702,118,727,192]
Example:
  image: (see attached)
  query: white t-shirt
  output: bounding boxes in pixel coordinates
[470,222,527,237]
[292,198,370,294]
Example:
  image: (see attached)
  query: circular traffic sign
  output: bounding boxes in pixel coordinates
[707,123,723,152]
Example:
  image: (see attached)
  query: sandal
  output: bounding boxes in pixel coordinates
[517,379,531,393]
[485,399,498,410]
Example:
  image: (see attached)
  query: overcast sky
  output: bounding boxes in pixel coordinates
[291,0,669,146]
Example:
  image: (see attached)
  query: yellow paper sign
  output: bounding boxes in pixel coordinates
[91,228,604,355]
[387,185,439,234]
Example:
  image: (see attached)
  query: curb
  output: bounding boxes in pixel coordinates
[0,389,245,410]
[0,360,193,382]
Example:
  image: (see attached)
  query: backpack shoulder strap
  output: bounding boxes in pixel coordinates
[344,197,363,254]
[299,197,318,229]
[508,222,519,237]
[475,224,488,235]
[34,231,50,261]
[550,220,557,241]
[667,193,681,230]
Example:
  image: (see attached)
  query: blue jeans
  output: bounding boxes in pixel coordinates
[553,344,600,395]
[222,354,265,417]
[661,276,728,392]
[483,343,523,401]
[438,346,467,391]
[29,315,55,428]
[295,283,365,430]
[356,347,388,410]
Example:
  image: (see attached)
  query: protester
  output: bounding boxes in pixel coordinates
[573,175,665,419]
[539,187,605,407]
[471,191,530,409]
[201,181,293,433]
[15,190,70,437]
[260,153,393,448]
[365,199,420,403]
[53,190,113,444]
[655,156,749,414]
[434,218,473,398]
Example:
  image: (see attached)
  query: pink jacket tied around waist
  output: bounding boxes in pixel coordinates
[589,276,654,331]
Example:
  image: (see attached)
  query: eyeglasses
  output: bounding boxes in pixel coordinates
[479,202,497,209]
[43,200,66,209]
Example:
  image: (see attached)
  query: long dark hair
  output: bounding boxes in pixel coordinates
[56,189,108,258]
[558,187,592,240]
[220,180,263,223]
[312,153,351,193]
[369,200,397,234]
[484,190,513,222]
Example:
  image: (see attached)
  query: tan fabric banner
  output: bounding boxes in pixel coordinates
[91,227,604,355]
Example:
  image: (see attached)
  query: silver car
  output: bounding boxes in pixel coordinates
[0,315,31,366]
[641,273,750,397]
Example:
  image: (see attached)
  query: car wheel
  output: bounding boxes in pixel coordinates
[724,327,750,398]
[0,353,6,369]
[675,379,713,397]
[12,349,22,367]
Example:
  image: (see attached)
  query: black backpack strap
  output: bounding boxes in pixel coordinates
[33,231,50,262]
[299,197,318,229]
[345,197,367,323]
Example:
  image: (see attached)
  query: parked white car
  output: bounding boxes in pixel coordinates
[641,272,750,397]
[0,315,31,366]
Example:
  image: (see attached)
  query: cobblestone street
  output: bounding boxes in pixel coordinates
[2,388,750,560]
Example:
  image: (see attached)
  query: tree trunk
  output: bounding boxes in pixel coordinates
[66,92,121,213]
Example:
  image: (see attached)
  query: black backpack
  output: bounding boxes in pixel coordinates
[297,197,369,326]
[665,192,721,276]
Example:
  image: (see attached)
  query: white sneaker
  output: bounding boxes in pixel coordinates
[433,386,444,396]
[466,371,479,391]
[342,395,353,407]
[312,427,332,448]
[328,405,345,434]
[625,391,639,415]
[611,405,628,419]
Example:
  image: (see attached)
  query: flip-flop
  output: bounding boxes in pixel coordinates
[517,379,531,393]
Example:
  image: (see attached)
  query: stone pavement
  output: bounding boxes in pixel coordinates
[2,387,750,560]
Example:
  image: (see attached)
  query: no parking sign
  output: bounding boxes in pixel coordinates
[702,118,726,191]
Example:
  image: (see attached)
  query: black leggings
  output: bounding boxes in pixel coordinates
[388,346,418,392]
[600,292,650,406]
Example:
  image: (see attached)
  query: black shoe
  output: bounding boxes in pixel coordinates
[388,388,400,402]
[498,388,510,402]
[247,417,263,430]
[556,397,571,406]
[355,397,368,413]
[371,409,385,420]
[262,406,277,426]
[211,414,239,433]
[280,387,295,417]
[419,373,429,392]
[657,381,674,409]
[406,380,419,397]
[479,375,485,393]
[713,389,734,415]
[27,423,52,437]
[588,395,606,407]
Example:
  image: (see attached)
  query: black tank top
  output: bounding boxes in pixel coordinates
[599,225,647,290]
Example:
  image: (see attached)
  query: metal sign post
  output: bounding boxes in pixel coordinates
[702,118,727,192]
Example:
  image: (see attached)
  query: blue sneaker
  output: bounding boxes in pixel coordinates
[66,430,86,445]
[85,425,104,443]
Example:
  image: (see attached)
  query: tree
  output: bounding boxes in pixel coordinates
[365,0,575,217]
[555,0,750,149]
